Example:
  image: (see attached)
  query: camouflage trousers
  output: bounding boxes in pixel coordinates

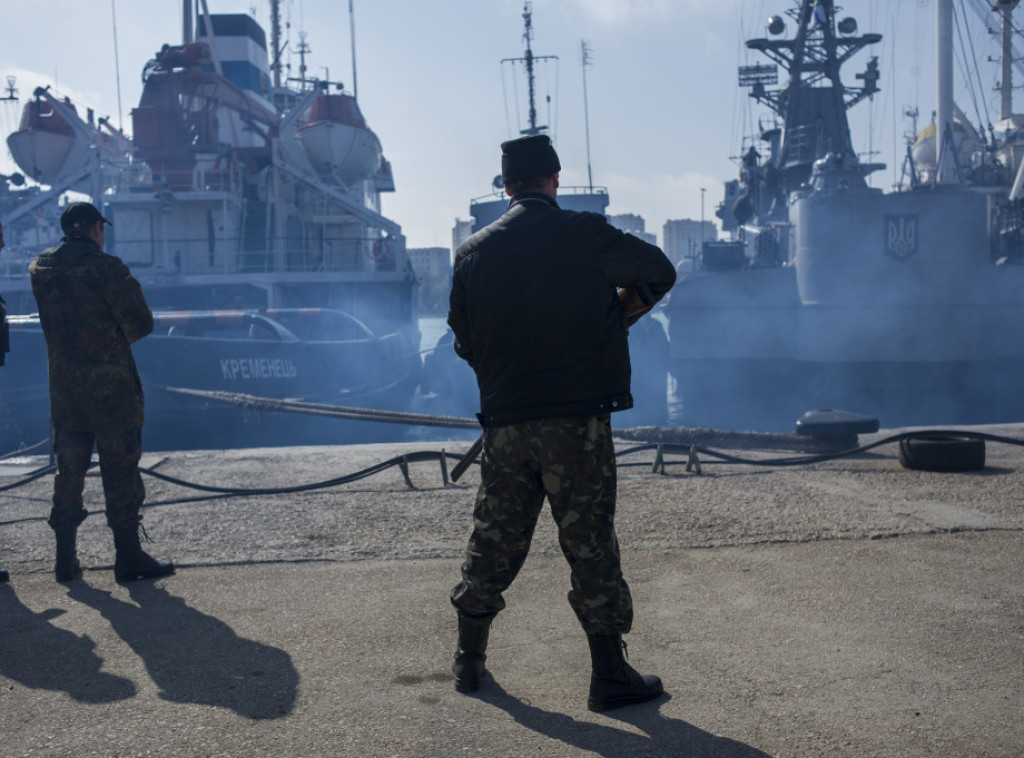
[450,414,633,635]
[48,425,146,532]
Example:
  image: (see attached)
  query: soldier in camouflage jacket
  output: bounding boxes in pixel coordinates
[1,220,9,369]
[30,218,151,431]
[1,221,8,582]
[29,202,173,583]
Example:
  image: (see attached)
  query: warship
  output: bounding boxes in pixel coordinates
[0,2,421,451]
[665,0,1024,432]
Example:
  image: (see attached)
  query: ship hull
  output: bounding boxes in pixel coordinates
[670,354,1024,433]
[0,311,423,453]
[667,186,1024,432]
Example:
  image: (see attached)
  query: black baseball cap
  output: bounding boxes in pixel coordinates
[60,202,112,234]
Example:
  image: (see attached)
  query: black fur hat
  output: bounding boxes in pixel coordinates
[500,134,560,184]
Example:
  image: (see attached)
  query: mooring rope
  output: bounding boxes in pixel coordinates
[153,385,481,429]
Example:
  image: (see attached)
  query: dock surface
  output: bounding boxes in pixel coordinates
[1,426,1022,757]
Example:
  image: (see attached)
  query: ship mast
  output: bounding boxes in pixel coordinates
[523,3,539,133]
[295,33,311,89]
[744,0,881,190]
[935,0,957,184]
[581,40,594,191]
[182,0,193,44]
[502,2,557,136]
[350,0,359,100]
[999,0,1021,121]
[270,0,282,90]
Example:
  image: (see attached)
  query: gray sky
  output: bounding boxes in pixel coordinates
[0,1,1010,248]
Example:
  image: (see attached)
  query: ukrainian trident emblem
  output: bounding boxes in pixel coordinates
[885,215,918,260]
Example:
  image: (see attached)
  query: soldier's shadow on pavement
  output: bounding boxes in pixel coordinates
[477,678,773,758]
[67,581,298,719]
[0,584,136,703]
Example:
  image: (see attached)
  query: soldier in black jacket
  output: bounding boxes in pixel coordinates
[448,134,676,711]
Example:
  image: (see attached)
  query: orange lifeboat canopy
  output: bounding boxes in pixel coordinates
[303,94,368,129]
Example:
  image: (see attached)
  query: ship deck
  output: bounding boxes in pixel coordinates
[1,426,1022,756]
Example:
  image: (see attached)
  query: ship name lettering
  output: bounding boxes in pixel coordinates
[220,357,298,380]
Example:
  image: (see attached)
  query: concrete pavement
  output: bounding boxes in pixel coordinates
[1,427,1022,757]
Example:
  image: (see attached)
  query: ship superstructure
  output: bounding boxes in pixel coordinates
[665,0,1024,431]
[0,2,420,450]
[2,4,412,330]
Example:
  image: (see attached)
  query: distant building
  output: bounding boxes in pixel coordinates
[662,218,717,269]
[408,246,452,314]
[452,219,474,257]
[609,213,657,246]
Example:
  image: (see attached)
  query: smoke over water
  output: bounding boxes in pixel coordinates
[0,306,472,455]
[7,239,1024,456]
[662,185,1024,434]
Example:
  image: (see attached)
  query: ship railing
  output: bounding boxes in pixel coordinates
[783,124,825,167]
[108,231,401,276]
[555,185,609,197]
[0,253,34,282]
[469,184,608,204]
[107,159,239,195]
[109,162,156,193]
[195,162,239,193]
[235,236,396,274]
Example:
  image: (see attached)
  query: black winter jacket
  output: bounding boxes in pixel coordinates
[448,192,676,426]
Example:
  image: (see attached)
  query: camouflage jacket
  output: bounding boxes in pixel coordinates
[0,292,8,366]
[29,236,153,430]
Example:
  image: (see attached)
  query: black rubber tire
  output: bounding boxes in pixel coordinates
[898,435,986,472]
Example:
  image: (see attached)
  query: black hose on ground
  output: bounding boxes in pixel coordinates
[617,430,1022,468]
[1,430,1020,518]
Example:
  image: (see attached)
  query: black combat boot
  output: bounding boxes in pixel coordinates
[112,525,175,582]
[0,568,9,582]
[586,634,663,712]
[54,528,82,582]
[452,613,494,693]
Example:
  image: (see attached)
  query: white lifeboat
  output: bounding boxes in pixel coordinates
[294,92,383,187]
[910,120,979,180]
[6,90,132,190]
[6,97,88,186]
